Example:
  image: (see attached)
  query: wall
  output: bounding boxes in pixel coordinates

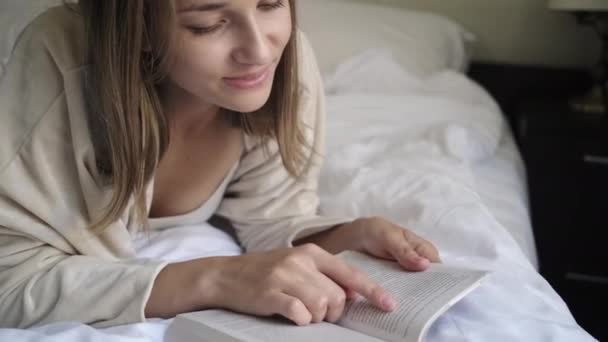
[350,0,600,68]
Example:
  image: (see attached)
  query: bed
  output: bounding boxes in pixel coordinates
[0,0,596,341]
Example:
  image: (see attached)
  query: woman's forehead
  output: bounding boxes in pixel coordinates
[177,0,226,13]
[176,0,269,13]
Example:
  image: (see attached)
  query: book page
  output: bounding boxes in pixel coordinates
[337,251,488,342]
[166,309,385,342]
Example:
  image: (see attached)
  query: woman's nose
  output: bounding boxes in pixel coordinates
[232,23,273,66]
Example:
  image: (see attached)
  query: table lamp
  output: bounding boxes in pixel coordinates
[549,0,608,114]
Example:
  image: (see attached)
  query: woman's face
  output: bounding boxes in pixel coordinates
[166,0,292,114]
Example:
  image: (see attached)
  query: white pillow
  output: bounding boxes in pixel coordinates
[297,0,475,77]
[323,49,504,163]
[323,48,423,95]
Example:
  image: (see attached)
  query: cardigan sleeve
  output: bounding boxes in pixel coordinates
[0,224,168,329]
[0,7,168,329]
[215,32,357,252]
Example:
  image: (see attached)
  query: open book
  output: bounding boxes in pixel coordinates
[165,251,488,342]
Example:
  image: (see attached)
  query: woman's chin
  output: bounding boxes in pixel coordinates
[222,95,271,114]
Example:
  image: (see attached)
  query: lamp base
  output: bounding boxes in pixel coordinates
[568,12,607,115]
[569,85,606,114]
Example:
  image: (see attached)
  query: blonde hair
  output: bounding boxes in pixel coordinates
[78,0,305,234]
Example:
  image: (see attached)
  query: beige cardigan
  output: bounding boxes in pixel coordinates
[0,6,354,328]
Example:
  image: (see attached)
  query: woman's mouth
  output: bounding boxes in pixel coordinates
[223,65,272,90]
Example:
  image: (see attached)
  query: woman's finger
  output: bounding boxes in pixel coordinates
[344,287,358,300]
[383,230,430,271]
[264,292,312,326]
[401,229,441,263]
[304,244,396,312]
[314,272,348,323]
[283,278,328,324]
[285,269,347,323]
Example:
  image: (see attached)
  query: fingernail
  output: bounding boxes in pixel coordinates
[381,294,396,311]
[417,256,430,265]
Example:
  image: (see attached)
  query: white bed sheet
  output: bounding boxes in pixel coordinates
[323,48,538,267]
[469,131,538,268]
[0,53,595,341]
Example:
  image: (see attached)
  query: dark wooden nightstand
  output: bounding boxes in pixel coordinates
[468,62,592,130]
[516,99,608,341]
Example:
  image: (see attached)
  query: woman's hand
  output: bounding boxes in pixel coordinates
[145,244,396,325]
[296,216,440,271]
[145,218,438,324]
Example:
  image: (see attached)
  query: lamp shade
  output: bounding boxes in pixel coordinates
[549,0,608,11]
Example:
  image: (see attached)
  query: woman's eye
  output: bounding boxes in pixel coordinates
[259,0,285,11]
[189,23,223,36]
[187,1,285,35]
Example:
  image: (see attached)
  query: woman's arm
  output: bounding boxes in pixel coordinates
[293,223,352,255]
[144,245,395,325]
[0,231,168,328]
[0,8,171,328]
[295,217,441,271]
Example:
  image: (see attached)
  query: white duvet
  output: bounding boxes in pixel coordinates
[0,51,595,341]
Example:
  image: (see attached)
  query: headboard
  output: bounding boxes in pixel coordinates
[349,0,600,68]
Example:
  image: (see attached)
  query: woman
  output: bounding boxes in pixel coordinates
[0,0,439,329]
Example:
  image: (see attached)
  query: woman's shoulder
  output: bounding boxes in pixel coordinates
[0,5,89,174]
[12,5,87,73]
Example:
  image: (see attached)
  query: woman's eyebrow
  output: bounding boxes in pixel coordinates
[179,2,228,13]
